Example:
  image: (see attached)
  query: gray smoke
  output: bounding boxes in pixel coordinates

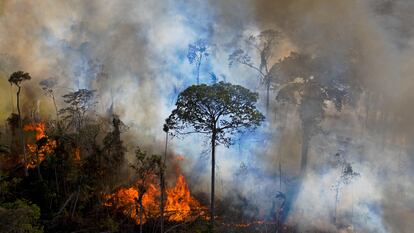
[0,1,413,232]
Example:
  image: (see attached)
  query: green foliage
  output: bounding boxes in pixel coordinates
[0,199,44,233]
[0,143,10,154]
[0,171,22,202]
[166,81,265,146]
[131,147,161,196]
[103,115,127,168]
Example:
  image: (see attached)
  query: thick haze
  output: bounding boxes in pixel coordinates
[1,0,413,232]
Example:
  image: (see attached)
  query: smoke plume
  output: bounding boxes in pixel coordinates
[1,0,413,232]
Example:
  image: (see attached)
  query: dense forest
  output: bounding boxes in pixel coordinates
[1,1,413,233]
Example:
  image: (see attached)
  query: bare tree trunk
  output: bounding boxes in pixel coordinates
[283,132,310,225]
[139,197,144,233]
[196,60,201,85]
[36,149,43,181]
[71,186,80,217]
[279,161,282,191]
[300,133,309,176]
[160,131,168,233]
[16,86,28,176]
[333,185,340,226]
[52,94,60,129]
[210,130,216,233]
[275,161,284,233]
[266,78,270,115]
[55,167,59,195]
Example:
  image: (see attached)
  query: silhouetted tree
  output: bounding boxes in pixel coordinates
[272,52,358,220]
[273,52,355,176]
[7,113,20,160]
[160,124,169,233]
[102,115,127,189]
[59,89,97,132]
[165,81,264,232]
[331,154,359,226]
[229,29,281,113]
[8,71,31,176]
[187,39,210,85]
[39,78,60,123]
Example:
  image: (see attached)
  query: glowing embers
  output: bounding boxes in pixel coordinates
[24,122,57,168]
[74,147,81,161]
[105,174,205,224]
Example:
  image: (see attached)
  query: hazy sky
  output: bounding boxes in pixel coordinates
[1,1,413,232]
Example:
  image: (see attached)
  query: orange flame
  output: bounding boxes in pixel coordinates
[24,123,46,141]
[24,123,56,168]
[74,147,81,161]
[105,174,205,224]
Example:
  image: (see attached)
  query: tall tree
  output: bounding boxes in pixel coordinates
[331,154,359,226]
[130,147,161,233]
[59,89,97,132]
[187,39,210,85]
[273,52,356,176]
[102,115,127,189]
[229,29,281,114]
[165,81,264,232]
[39,78,60,124]
[271,52,358,219]
[159,124,169,233]
[8,71,31,175]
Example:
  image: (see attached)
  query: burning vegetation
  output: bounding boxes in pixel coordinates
[1,1,414,233]
[105,174,205,224]
[23,122,57,168]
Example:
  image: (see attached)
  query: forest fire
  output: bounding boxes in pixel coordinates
[23,122,57,168]
[3,1,412,232]
[105,174,206,224]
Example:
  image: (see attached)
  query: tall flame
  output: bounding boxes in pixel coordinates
[24,122,56,168]
[105,174,205,224]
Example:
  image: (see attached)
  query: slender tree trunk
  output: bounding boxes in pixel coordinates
[71,186,80,217]
[52,94,60,129]
[139,197,144,233]
[160,132,168,233]
[279,161,282,191]
[276,161,284,232]
[210,130,216,232]
[283,132,310,224]
[300,133,309,176]
[266,78,270,115]
[159,173,164,232]
[196,60,201,85]
[333,185,339,226]
[36,149,43,181]
[54,167,59,195]
[16,86,28,176]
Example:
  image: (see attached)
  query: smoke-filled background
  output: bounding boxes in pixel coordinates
[0,0,413,232]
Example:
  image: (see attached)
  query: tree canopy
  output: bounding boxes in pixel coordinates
[187,39,211,85]
[165,81,265,146]
[8,71,31,87]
